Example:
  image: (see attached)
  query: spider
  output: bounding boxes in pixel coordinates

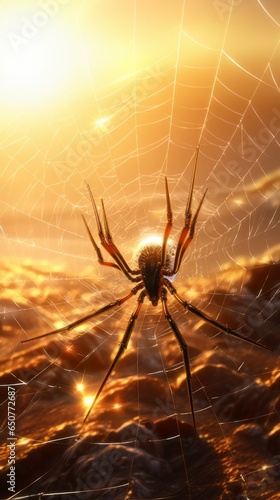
[22,150,271,433]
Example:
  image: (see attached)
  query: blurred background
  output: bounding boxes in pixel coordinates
[0,0,279,274]
[0,2,279,498]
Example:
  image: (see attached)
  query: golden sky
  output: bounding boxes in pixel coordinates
[0,0,279,267]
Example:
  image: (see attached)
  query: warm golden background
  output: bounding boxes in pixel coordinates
[0,0,279,273]
[0,2,280,499]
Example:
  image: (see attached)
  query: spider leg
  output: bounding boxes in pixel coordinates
[82,215,121,271]
[84,289,146,423]
[21,282,144,343]
[85,183,140,281]
[161,288,197,433]
[171,150,207,275]
[175,188,207,269]
[161,177,173,267]
[169,148,198,274]
[165,279,272,352]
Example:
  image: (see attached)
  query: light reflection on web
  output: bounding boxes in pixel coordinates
[0,0,279,499]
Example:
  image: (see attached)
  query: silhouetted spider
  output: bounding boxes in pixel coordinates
[22,150,270,432]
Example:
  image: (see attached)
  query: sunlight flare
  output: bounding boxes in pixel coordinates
[76,382,94,409]
[0,6,75,107]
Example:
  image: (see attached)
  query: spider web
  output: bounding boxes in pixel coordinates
[0,0,280,499]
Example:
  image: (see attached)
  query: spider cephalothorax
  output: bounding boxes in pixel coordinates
[22,149,271,433]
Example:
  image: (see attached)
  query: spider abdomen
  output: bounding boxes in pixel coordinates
[138,243,163,306]
[136,238,176,306]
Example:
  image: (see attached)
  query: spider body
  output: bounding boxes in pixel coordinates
[22,149,271,433]
[137,240,175,306]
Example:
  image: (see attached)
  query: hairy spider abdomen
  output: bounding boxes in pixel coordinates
[136,237,176,306]
[138,242,162,306]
